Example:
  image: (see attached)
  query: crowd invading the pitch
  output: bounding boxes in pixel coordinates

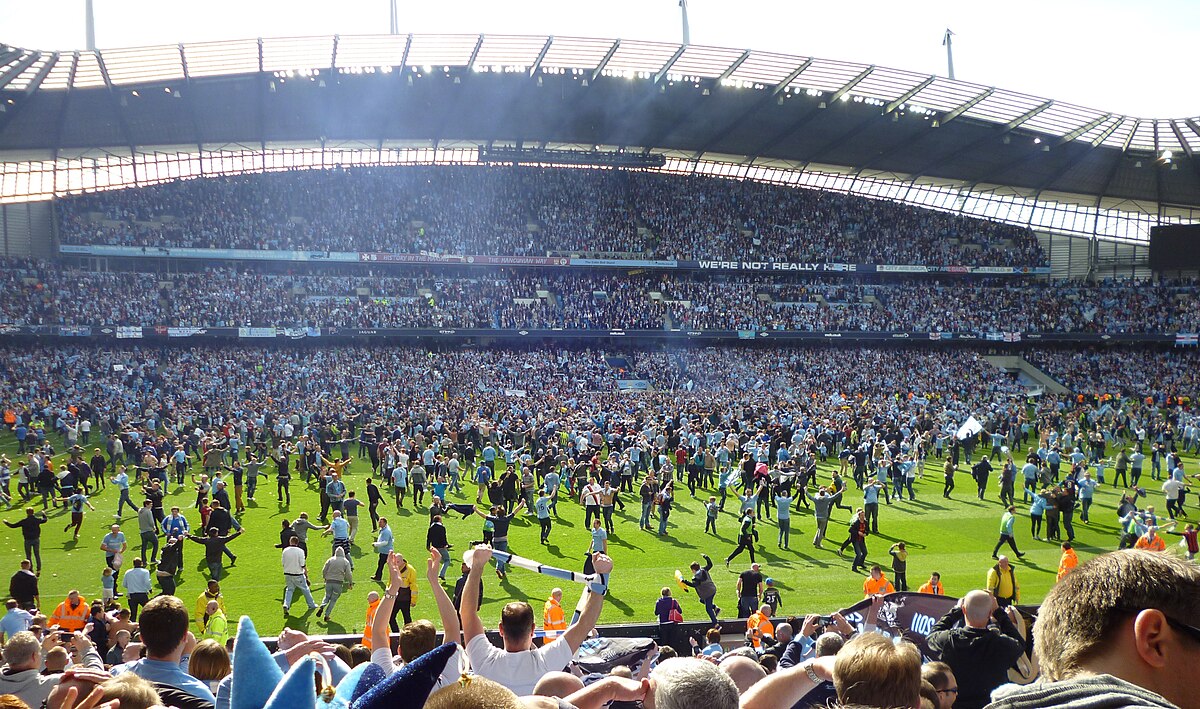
[0,166,1197,709]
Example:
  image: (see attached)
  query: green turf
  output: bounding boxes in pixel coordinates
[2,432,1190,638]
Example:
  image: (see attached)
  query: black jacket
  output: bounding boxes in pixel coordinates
[926,607,1025,709]
[8,569,38,606]
[426,522,448,549]
[4,514,47,540]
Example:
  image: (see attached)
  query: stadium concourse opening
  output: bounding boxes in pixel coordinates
[0,29,1198,709]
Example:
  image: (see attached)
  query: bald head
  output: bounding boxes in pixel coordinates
[719,655,767,694]
[532,671,584,698]
[962,590,996,627]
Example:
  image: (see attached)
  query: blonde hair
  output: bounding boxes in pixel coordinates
[833,633,921,709]
[100,672,161,709]
[425,676,522,709]
[187,639,231,682]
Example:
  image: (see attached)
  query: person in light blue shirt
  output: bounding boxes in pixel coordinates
[324,510,352,569]
[775,493,792,549]
[1021,461,1040,501]
[122,558,154,621]
[0,602,33,642]
[1076,471,1098,522]
[863,480,882,534]
[371,518,393,581]
[109,595,216,704]
[535,492,552,544]
[110,467,137,517]
[101,525,127,570]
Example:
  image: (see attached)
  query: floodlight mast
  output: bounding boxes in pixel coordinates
[942,28,955,80]
[680,0,690,45]
[389,0,399,35]
[85,0,96,50]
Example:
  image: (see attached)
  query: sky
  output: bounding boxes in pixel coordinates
[1,0,1197,117]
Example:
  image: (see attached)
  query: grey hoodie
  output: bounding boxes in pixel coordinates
[987,674,1178,709]
[0,646,103,708]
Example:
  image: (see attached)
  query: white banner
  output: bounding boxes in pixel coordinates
[115,326,142,339]
[956,416,984,440]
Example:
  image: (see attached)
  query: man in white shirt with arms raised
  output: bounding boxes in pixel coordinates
[461,545,613,696]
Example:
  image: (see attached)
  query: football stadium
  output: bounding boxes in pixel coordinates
[0,4,1198,709]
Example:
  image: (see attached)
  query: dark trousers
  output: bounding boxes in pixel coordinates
[128,592,150,621]
[375,553,388,579]
[993,533,1021,557]
[726,536,756,564]
[388,588,413,632]
[539,517,552,543]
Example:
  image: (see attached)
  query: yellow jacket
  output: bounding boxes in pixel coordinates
[195,591,227,625]
[395,563,418,605]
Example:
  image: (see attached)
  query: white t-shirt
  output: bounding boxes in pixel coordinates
[370,646,462,691]
[465,633,574,696]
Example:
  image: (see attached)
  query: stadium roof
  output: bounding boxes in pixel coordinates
[0,33,1197,209]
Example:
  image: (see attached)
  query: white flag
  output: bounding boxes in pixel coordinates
[956,416,983,440]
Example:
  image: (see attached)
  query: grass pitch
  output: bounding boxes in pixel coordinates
[2,434,1186,637]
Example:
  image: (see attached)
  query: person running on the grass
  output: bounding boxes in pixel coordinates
[534,489,553,544]
[991,505,1026,559]
[317,546,353,622]
[839,508,870,573]
[681,553,721,623]
[726,509,758,566]
[60,489,94,540]
[704,496,719,535]
[4,508,47,574]
[775,489,793,549]
[812,487,841,548]
[475,502,525,579]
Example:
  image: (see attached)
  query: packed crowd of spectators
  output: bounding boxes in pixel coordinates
[5,342,1194,430]
[4,261,1198,334]
[57,166,1046,266]
[1027,347,1200,400]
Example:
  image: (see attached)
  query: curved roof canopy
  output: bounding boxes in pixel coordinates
[0,33,1197,208]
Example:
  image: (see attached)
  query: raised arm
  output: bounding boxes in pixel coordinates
[460,546,490,644]
[424,548,460,644]
[561,553,614,652]
[740,654,836,709]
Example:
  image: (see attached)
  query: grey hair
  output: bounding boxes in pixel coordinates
[1,631,40,669]
[651,657,740,709]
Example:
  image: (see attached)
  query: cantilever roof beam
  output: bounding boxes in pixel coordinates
[938,87,994,126]
[528,36,553,76]
[716,50,750,81]
[908,99,1053,181]
[96,52,139,155]
[178,44,204,151]
[885,76,934,114]
[590,40,620,82]
[0,53,58,137]
[0,52,41,91]
[50,52,79,160]
[827,65,873,104]
[690,58,812,159]
[980,113,1117,192]
[653,45,687,84]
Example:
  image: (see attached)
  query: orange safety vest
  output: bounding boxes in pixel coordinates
[1057,549,1079,580]
[863,575,895,596]
[918,581,944,595]
[362,598,381,650]
[1135,535,1165,552]
[543,598,567,634]
[52,598,90,632]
